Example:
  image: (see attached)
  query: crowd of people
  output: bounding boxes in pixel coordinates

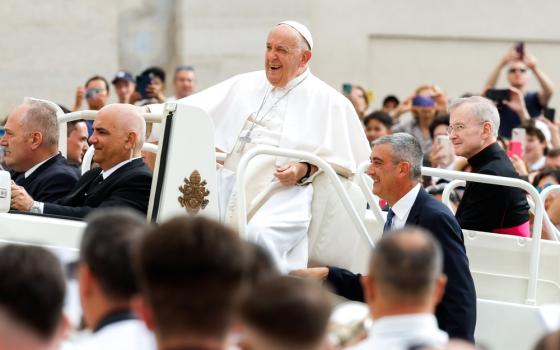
[0,20,559,349]
[349,43,560,239]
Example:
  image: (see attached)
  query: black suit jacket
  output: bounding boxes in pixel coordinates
[12,154,79,202]
[43,158,152,218]
[328,188,477,342]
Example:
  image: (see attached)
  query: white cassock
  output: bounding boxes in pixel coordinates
[150,69,370,272]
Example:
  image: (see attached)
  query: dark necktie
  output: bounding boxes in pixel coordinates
[87,172,104,192]
[383,208,395,234]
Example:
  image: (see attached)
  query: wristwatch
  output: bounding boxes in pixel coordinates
[30,201,41,214]
[298,162,312,184]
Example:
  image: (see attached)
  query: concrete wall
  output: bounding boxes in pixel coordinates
[2,0,560,117]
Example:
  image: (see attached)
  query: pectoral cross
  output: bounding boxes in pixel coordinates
[237,134,252,153]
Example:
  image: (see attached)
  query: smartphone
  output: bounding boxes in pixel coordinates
[485,89,511,102]
[342,83,352,95]
[507,140,523,158]
[515,42,525,60]
[435,135,452,165]
[509,128,526,158]
[136,73,155,100]
[544,107,556,122]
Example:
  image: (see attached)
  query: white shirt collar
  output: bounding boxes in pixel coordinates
[24,154,58,178]
[390,183,421,229]
[100,157,140,180]
[371,313,442,335]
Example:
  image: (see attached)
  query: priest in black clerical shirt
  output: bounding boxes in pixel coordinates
[449,96,530,236]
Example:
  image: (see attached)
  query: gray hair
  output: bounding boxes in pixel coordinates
[21,100,59,148]
[449,96,500,138]
[370,227,443,298]
[372,133,423,179]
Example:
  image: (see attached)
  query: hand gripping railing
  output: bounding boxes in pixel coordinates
[356,161,385,223]
[421,166,544,305]
[235,146,373,248]
[539,185,560,241]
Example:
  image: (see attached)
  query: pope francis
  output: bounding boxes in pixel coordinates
[149,21,370,272]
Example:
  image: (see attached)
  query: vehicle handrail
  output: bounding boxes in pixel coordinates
[356,161,385,223]
[80,142,160,175]
[441,179,465,212]
[235,146,373,248]
[58,110,163,123]
[421,166,543,305]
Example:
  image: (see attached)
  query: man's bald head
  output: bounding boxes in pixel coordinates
[369,227,443,301]
[99,104,145,152]
[90,104,146,170]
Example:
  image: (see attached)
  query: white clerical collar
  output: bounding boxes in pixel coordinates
[390,183,421,224]
[25,154,57,178]
[273,68,310,92]
[100,157,140,180]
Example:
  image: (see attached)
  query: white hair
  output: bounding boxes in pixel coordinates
[449,96,500,138]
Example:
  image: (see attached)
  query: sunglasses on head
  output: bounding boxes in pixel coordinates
[508,68,527,74]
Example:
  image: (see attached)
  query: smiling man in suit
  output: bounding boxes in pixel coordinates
[1,100,79,202]
[10,103,152,218]
[292,133,477,342]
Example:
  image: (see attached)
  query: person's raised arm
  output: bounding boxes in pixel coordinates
[482,48,518,94]
[525,52,555,106]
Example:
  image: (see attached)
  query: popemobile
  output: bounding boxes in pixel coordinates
[0,98,559,350]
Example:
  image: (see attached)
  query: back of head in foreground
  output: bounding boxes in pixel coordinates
[79,208,150,329]
[0,244,67,350]
[363,227,447,319]
[239,275,332,350]
[134,215,250,348]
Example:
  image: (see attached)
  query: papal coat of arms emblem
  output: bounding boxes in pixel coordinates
[178,170,210,215]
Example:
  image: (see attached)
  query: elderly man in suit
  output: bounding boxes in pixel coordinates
[293,133,477,342]
[10,103,152,218]
[1,100,79,202]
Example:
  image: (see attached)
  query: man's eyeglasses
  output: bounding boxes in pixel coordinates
[508,68,527,74]
[447,121,487,134]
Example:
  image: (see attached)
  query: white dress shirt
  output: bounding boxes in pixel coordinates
[386,183,421,231]
[348,313,449,350]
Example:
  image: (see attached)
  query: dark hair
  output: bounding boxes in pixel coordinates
[141,66,166,83]
[383,95,400,106]
[240,276,332,347]
[134,216,249,338]
[370,227,442,299]
[80,209,149,299]
[0,245,65,339]
[85,75,110,94]
[364,111,392,129]
[522,121,546,143]
[532,169,560,187]
[428,114,450,140]
[548,148,560,158]
[245,242,278,286]
[67,119,86,137]
[534,330,560,350]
